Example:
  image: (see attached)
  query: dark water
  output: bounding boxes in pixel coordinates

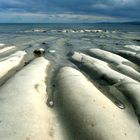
[0,23,140,34]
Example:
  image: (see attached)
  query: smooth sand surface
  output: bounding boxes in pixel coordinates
[0,57,62,140]
[56,67,140,140]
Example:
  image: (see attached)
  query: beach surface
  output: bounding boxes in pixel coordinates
[0,23,140,139]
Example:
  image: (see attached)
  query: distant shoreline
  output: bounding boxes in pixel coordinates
[0,21,140,25]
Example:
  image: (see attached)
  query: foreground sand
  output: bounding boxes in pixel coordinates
[0,44,140,140]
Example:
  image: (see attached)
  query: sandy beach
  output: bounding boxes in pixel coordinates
[0,24,140,139]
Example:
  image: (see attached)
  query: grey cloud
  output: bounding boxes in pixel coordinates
[0,0,139,22]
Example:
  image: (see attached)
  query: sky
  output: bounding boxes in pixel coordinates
[0,0,140,23]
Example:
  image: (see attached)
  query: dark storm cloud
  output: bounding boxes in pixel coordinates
[0,0,139,22]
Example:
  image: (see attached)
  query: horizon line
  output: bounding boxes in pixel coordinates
[0,21,140,24]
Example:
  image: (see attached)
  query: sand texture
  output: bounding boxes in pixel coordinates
[0,28,140,139]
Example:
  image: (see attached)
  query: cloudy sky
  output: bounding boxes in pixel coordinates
[0,0,139,23]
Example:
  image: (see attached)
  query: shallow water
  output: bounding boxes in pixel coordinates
[0,23,140,66]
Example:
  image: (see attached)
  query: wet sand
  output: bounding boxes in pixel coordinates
[0,28,140,139]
